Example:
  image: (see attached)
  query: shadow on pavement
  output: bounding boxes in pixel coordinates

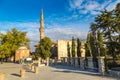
[11,73,20,77]
[50,64,117,79]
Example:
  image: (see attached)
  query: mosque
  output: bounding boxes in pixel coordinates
[38,10,85,60]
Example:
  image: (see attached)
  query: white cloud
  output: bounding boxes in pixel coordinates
[84,1,99,11]
[69,0,120,15]
[80,9,88,14]
[69,0,83,9]
[0,22,40,52]
[106,0,120,11]
[90,11,100,15]
[0,21,88,52]
[45,23,88,41]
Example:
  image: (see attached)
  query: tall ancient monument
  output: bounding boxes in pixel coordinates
[39,9,44,41]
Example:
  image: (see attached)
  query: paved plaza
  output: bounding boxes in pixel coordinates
[0,63,118,80]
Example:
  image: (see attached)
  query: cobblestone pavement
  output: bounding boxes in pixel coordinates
[0,63,118,80]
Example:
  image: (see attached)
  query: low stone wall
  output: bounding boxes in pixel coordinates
[108,70,120,78]
[61,57,105,75]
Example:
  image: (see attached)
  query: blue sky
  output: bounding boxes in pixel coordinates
[0,0,120,52]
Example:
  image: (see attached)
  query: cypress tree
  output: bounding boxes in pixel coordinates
[71,37,75,57]
[89,33,97,58]
[97,30,105,56]
[85,33,92,57]
[67,42,71,57]
[77,38,81,57]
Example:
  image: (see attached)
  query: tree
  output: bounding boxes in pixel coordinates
[85,33,92,57]
[67,42,71,57]
[85,32,98,59]
[89,3,120,68]
[35,37,52,59]
[77,38,81,57]
[35,37,52,66]
[71,37,75,57]
[0,28,30,62]
[97,30,105,56]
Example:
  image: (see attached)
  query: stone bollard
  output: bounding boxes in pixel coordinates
[34,67,39,74]
[80,57,85,70]
[97,57,105,76]
[31,66,35,72]
[0,73,5,80]
[87,57,94,70]
[20,69,26,78]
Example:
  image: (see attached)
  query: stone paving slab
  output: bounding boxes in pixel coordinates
[0,63,118,80]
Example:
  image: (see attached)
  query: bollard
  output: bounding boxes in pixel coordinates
[20,69,26,78]
[31,66,35,72]
[0,73,5,80]
[28,64,32,69]
[34,67,39,74]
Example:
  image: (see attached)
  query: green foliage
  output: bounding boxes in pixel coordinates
[85,33,92,57]
[0,28,30,60]
[85,32,98,59]
[35,37,52,59]
[71,37,75,57]
[89,3,120,65]
[89,33,97,58]
[67,42,71,57]
[77,38,81,57]
[97,30,105,56]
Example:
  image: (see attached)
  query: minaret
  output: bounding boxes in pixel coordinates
[39,9,44,41]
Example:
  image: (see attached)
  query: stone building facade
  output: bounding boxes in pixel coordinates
[57,40,71,59]
[57,40,85,60]
[15,46,30,62]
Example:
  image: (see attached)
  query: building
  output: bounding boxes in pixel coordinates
[15,46,30,62]
[57,40,71,59]
[57,40,85,60]
[38,10,85,60]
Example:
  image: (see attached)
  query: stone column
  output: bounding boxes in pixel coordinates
[64,57,68,65]
[71,57,74,66]
[75,57,79,67]
[80,57,85,70]
[87,57,94,70]
[97,57,105,75]
[54,57,57,65]
[62,57,67,65]
[67,57,70,65]
[46,57,49,66]
[61,57,64,64]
